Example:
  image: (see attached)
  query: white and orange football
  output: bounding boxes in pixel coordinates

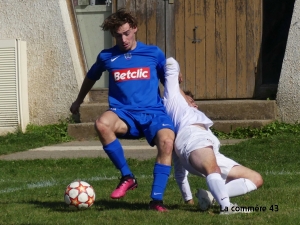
[64,180,96,209]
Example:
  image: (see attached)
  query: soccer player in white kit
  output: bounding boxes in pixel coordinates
[163,57,263,214]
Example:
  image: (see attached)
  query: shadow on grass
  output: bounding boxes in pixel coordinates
[27,199,150,212]
[26,199,200,212]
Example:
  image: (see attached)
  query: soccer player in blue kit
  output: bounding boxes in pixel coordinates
[70,9,175,211]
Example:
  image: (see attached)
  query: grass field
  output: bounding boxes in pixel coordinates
[1,132,300,224]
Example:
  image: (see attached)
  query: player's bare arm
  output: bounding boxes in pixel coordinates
[70,76,97,114]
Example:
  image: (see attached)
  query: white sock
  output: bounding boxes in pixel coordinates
[226,178,257,197]
[206,173,230,210]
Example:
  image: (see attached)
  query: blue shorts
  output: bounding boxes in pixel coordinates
[109,108,175,146]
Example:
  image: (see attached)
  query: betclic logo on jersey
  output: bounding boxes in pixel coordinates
[112,67,150,82]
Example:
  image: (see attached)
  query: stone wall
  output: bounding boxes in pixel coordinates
[277,0,300,123]
[0,0,85,125]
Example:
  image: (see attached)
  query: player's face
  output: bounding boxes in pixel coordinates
[113,23,137,51]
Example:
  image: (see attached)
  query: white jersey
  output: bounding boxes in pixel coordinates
[163,58,213,134]
[163,57,213,201]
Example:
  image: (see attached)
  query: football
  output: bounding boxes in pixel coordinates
[64,180,96,209]
[195,189,215,211]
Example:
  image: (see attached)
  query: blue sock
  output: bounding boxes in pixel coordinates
[151,163,172,201]
[103,139,132,177]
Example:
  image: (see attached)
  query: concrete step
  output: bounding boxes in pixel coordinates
[198,100,277,120]
[89,89,108,103]
[213,119,274,133]
[80,103,108,123]
[68,99,278,140]
[68,122,96,141]
[78,100,277,122]
[68,119,274,140]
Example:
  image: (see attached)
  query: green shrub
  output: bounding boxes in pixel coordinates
[212,121,300,139]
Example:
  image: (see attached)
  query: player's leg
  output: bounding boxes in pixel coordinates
[189,147,231,211]
[149,128,175,211]
[174,125,231,211]
[94,110,137,199]
[154,128,175,165]
[94,110,128,145]
[224,165,263,197]
[226,165,263,187]
[216,152,263,197]
[190,152,253,214]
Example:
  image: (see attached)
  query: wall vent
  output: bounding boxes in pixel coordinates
[0,39,29,135]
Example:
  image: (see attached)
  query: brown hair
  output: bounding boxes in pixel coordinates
[101,8,138,35]
[184,90,194,99]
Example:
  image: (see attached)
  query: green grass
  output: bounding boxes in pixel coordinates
[0,121,74,155]
[1,132,300,224]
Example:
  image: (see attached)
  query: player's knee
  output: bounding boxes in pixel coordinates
[247,171,264,188]
[159,138,174,155]
[203,164,221,176]
[253,173,264,188]
[94,118,111,135]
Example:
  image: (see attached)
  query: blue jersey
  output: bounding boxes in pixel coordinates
[87,42,166,113]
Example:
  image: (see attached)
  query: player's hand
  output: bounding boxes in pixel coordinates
[70,100,81,114]
[185,199,194,205]
[185,95,198,108]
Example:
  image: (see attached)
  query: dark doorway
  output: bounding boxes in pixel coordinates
[95,0,107,4]
[261,0,295,84]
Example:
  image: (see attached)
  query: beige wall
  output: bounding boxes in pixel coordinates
[0,0,85,125]
[277,0,300,123]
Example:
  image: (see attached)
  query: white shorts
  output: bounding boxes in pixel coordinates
[174,125,240,180]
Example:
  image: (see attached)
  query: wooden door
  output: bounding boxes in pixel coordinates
[113,0,262,100]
